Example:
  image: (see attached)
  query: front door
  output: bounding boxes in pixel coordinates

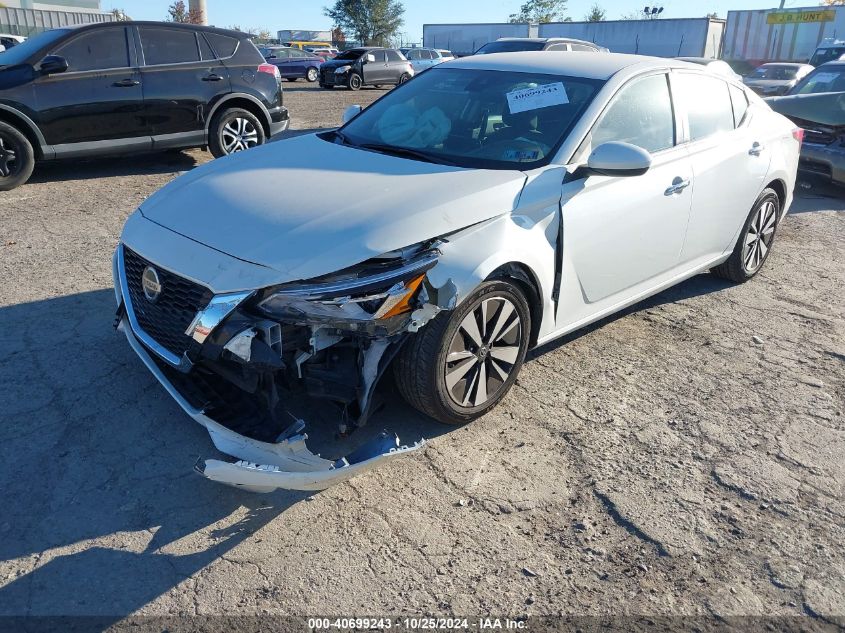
[33,26,147,148]
[672,73,773,264]
[558,73,693,326]
[137,25,231,139]
[362,50,390,84]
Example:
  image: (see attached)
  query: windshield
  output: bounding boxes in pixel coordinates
[750,65,798,80]
[810,46,845,67]
[0,28,67,66]
[475,41,545,55]
[789,66,845,94]
[338,67,603,170]
[334,49,363,61]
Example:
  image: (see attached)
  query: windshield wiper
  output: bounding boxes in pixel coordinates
[357,142,456,166]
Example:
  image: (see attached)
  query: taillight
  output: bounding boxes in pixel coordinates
[793,127,805,145]
[258,63,280,80]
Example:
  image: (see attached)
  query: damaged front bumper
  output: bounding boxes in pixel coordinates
[118,317,424,493]
[112,242,456,493]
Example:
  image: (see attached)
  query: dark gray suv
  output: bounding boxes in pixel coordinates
[319,47,414,90]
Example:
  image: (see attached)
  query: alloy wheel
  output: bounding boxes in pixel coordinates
[307,67,318,82]
[444,297,523,408]
[221,117,259,154]
[742,199,777,274]
[0,134,18,178]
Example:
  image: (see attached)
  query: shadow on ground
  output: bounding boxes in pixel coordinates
[28,151,201,184]
[0,288,447,618]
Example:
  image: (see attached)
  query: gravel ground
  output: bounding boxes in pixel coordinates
[0,82,843,626]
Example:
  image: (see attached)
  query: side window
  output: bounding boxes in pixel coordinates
[198,33,216,61]
[204,33,239,59]
[421,49,434,60]
[407,49,421,60]
[54,28,129,72]
[674,73,734,141]
[140,27,200,65]
[572,44,596,52]
[385,50,402,62]
[729,84,749,128]
[591,73,675,153]
[547,43,569,51]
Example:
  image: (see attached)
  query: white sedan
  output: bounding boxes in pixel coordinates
[114,52,800,492]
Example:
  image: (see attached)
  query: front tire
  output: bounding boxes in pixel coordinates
[398,73,411,84]
[0,121,35,191]
[208,108,265,158]
[394,280,531,425]
[711,188,780,283]
[347,73,363,90]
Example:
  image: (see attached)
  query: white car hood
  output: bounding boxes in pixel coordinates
[140,133,527,282]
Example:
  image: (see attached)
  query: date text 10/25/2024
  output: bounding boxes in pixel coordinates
[308,618,528,630]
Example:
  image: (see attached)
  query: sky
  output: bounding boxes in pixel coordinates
[102,0,817,42]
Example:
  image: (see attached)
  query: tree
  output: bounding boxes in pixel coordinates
[821,0,845,5]
[509,0,568,23]
[706,11,719,18]
[584,4,606,21]
[166,1,203,24]
[324,0,405,47]
[621,7,664,20]
[111,8,131,21]
[332,26,347,46]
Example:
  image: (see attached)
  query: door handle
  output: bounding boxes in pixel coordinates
[202,73,223,81]
[664,177,691,196]
[112,79,140,87]
[749,142,765,156]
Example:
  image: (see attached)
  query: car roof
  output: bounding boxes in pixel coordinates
[675,57,723,64]
[496,37,594,45]
[450,51,693,80]
[60,21,249,39]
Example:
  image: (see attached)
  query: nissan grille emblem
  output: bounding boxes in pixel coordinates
[141,266,162,302]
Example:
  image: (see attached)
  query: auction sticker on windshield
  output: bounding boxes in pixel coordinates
[506,82,569,114]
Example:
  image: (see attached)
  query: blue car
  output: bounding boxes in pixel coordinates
[260,46,324,82]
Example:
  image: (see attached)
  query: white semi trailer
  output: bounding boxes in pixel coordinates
[724,5,845,67]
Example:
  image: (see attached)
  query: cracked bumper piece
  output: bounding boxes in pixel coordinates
[119,317,424,493]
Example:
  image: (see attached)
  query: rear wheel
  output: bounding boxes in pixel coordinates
[0,121,35,191]
[394,280,531,425]
[398,73,411,84]
[208,108,265,158]
[306,67,318,82]
[347,73,363,90]
[711,188,780,283]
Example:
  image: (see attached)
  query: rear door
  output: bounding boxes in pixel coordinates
[385,49,408,82]
[672,72,772,264]
[137,25,231,143]
[33,26,147,148]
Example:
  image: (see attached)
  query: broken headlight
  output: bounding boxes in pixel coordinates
[255,245,439,329]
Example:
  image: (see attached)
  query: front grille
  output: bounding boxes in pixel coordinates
[320,68,336,85]
[123,246,213,358]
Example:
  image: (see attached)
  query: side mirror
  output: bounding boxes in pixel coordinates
[39,55,69,75]
[342,105,363,124]
[365,53,376,63]
[0,45,5,53]
[586,141,652,177]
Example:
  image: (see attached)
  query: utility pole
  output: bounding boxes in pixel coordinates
[189,0,208,25]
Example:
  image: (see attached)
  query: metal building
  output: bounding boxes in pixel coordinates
[1,3,112,37]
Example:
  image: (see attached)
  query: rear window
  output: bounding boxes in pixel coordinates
[205,32,239,58]
[475,41,545,54]
[140,27,199,65]
[54,27,129,72]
